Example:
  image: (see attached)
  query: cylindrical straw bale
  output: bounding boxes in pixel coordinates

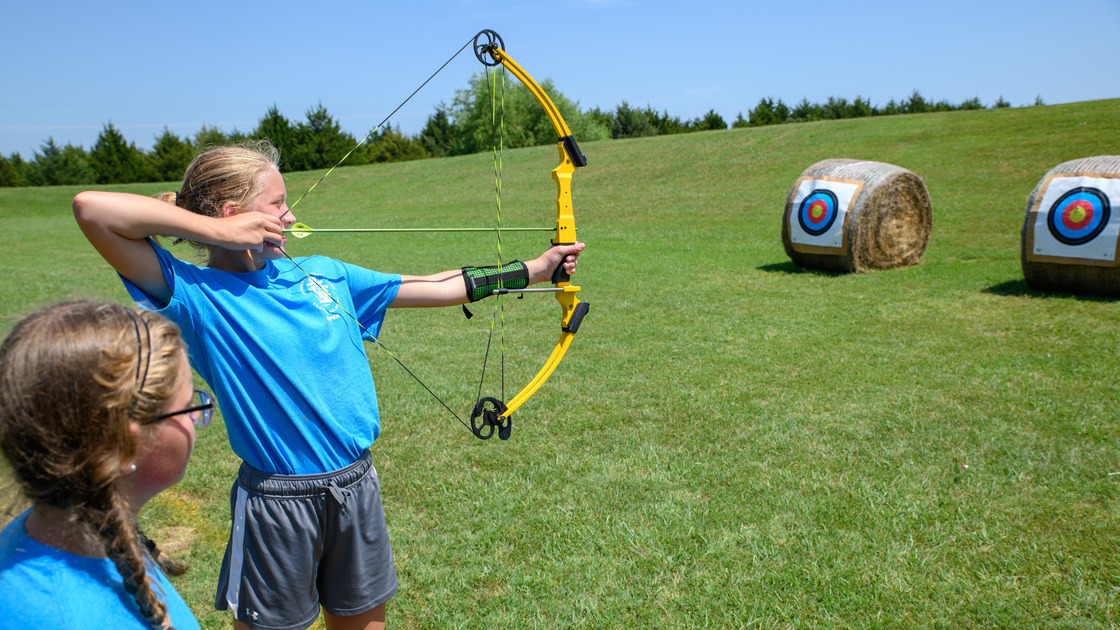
[781,159,932,273]
[1020,156,1120,296]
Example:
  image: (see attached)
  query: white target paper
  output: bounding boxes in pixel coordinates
[788,177,862,253]
[1028,174,1120,265]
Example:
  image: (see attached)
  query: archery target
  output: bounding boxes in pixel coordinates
[799,189,840,235]
[788,177,862,253]
[1028,174,1120,264]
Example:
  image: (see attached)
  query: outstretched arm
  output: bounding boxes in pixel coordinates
[391,241,585,308]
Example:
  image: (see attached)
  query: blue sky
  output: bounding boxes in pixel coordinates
[2,0,1118,159]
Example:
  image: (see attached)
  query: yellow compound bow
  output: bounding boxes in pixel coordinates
[467,30,590,440]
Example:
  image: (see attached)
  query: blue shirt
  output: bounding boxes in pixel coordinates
[0,510,202,630]
[124,240,400,474]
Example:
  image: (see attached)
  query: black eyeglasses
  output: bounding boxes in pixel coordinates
[152,389,214,427]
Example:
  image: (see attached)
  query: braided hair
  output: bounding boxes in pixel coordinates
[0,301,190,629]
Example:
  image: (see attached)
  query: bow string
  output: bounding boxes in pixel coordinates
[279,29,589,440]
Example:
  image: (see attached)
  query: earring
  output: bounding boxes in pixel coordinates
[124,463,137,475]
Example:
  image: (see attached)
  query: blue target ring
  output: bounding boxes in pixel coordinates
[798,189,840,236]
[1046,187,1110,246]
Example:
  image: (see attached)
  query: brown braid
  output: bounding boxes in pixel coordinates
[139,529,188,578]
[98,495,172,629]
[0,301,189,629]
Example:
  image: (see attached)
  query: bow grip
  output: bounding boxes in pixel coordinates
[551,260,570,284]
[550,241,581,284]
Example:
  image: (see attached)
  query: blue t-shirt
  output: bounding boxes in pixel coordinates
[124,240,401,475]
[0,510,202,630]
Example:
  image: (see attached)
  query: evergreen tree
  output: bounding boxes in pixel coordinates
[288,103,356,171]
[959,97,984,110]
[748,97,785,126]
[649,109,688,135]
[89,123,156,184]
[789,98,822,122]
[193,124,230,149]
[850,96,876,118]
[772,99,791,123]
[904,90,930,114]
[0,153,26,187]
[366,124,428,163]
[418,105,455,158]
[254,106,297,159]
[691,110,727,131]
[822,97,849,120]
[28,138,95,185]
[611,101,656,139]
[150,128,194,183]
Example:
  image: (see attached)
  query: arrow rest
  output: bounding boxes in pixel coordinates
[471,396,512,440]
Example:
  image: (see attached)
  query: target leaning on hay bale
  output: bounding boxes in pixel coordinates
[1021,156,1120,296]
[781,159,933,273]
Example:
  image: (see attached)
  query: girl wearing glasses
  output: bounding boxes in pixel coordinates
[73,141,582,630]
[0,301,209,630]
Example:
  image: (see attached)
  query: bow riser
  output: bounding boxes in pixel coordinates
[552,145,578,251]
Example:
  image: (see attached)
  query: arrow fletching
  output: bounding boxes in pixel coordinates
[290,222,315,238]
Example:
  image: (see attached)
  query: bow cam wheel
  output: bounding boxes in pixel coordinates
[473,30,505,66]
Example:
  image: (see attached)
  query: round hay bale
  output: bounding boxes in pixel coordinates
[1020,156,1120,296]
[781,159,932,273]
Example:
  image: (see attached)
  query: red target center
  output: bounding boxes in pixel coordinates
[1062,200,1094,229]
[808,200,828,224]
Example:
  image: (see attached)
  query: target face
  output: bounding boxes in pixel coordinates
[1028,174,1120,265]
[798,190,840,235]
[788,176,863,253]
[1046,187,1109,245]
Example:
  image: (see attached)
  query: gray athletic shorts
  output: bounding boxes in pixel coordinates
[215,450,397,629]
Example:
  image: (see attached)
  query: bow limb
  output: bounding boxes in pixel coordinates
[470,31,590,438]
[500,285,586,419]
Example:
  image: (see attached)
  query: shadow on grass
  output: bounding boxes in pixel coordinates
[756,261,845,277]
[985,279,1119,302]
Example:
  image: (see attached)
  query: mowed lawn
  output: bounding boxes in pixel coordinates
[2,99,1120,628]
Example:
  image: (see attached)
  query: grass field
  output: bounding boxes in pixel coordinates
[2,99,1120,629]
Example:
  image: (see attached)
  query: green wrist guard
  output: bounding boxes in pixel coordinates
[462,260,529,302]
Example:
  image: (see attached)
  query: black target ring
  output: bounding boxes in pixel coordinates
[797,189,840,236]
[1045,186,1110,246]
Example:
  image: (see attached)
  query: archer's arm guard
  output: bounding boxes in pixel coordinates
[462,260,530,302]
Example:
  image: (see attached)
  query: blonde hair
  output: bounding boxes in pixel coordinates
[158,139,281,254]
[0,301,189,629]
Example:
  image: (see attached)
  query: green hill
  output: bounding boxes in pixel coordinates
[2,99,1120,628]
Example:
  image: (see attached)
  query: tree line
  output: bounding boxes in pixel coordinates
[0,75,1037,188]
